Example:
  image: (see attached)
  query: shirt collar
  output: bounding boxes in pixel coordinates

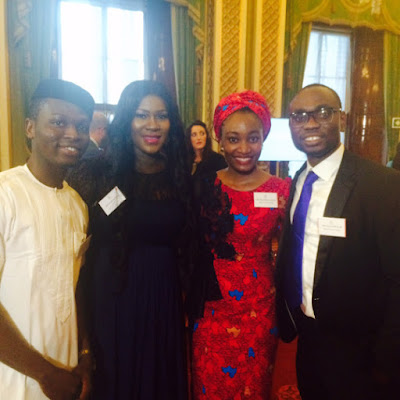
[305,143,344,181]
[90,137,100,148]
[23,164,67,190]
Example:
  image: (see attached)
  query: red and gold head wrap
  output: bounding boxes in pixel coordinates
[213,90,271,141]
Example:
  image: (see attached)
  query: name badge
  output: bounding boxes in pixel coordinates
[318,217,346,238]
[98,186,126,216]
[254,192,278,208]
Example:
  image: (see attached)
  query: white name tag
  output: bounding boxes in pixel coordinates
[253,192,278,208]
[98,186,126,216]
[318,217,346,237]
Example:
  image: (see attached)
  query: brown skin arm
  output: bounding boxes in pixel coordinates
[0,302,82,399]
[73,270,93,400]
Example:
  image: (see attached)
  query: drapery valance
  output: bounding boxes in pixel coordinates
[287,0,400,55]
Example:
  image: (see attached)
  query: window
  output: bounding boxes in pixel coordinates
[274,28,353,176]
[60,1,144,104]
[303,28,351,111]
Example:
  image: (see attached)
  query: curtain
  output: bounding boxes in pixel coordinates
[286,0,400,34]
[284,0,400,157]
[282,20,311,117]
[145,0,177,101]
[170,5,196,127]
[384,31,400,160]
[168,0,203,127]
[7,0,58,166]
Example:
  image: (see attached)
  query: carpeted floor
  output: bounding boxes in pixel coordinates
[271,339,301,400]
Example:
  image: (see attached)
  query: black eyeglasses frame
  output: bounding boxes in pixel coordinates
[289,107,342,126]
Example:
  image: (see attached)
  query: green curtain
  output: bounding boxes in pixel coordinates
[170,5,196,127]
[282,20,311,117]
[146,0,177,100]
[169,0,203,127]
[7,0,58,166]
[384,31,400,160]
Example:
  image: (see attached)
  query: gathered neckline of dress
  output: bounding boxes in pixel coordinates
[134,168,167,177]
[216,175,283,193]
[130,169,176,201]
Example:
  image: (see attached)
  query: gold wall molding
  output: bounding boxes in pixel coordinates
[202,0,216,133]
[201,0,287,132]
[0,0,12,170]
[259,0,286,116]
[220,0,243,98]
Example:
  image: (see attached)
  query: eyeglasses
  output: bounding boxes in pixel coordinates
[289,107,341,126]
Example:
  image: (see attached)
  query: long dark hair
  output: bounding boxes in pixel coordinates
[109,80,190,191]
[185,120,213,165]
[105,80,193,290]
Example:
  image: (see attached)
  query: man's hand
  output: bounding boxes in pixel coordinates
[73,354,93,400]
[38,365,82,400]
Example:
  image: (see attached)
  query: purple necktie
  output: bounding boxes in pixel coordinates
[285,170,318,310]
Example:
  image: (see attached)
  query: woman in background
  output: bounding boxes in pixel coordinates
[186,120,226,178]
[189,91,290,399]
[69,80,190,400]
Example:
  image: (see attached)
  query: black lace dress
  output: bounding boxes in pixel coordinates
[69,165,187,400]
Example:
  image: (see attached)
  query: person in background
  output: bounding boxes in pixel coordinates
[0,79,94,399]
[391,141,400,170]
[186,120,226,178]
[68,80,191,400]
[275,84,400,399]
[189,90,290,399]
[82,111,109,158]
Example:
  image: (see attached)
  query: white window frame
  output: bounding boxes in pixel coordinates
[303,26,352,112]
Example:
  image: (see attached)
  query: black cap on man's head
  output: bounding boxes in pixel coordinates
[31,79,95,118]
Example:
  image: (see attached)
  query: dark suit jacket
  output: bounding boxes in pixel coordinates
[192,151,227,180]
[392,142,400,170]
[82,139,102,159]
[275,149,400,377]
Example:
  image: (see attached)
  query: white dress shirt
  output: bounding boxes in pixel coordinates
[290,144,344,318]
[0,165,89,399]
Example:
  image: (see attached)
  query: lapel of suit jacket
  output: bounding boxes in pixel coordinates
[276,162,306,270]
[313,150,358,289]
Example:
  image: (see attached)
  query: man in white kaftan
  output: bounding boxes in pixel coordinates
[0,79,94,399]
[0,165,89,399]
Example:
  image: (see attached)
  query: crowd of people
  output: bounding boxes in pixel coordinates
[0,77,399,400]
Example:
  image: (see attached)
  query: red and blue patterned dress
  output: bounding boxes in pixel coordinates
[192,176,290,400]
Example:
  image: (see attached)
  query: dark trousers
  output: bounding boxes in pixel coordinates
[293,309,395,400]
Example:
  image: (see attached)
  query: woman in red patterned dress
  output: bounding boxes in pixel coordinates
[190,91,291,400]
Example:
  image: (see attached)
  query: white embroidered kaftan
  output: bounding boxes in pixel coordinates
[0,165,89,399]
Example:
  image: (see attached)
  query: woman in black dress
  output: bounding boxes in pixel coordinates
[68,80,191,400]
[186,120,226,179]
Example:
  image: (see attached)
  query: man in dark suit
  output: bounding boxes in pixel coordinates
[275,84,400,399]
[82,111,109,158]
